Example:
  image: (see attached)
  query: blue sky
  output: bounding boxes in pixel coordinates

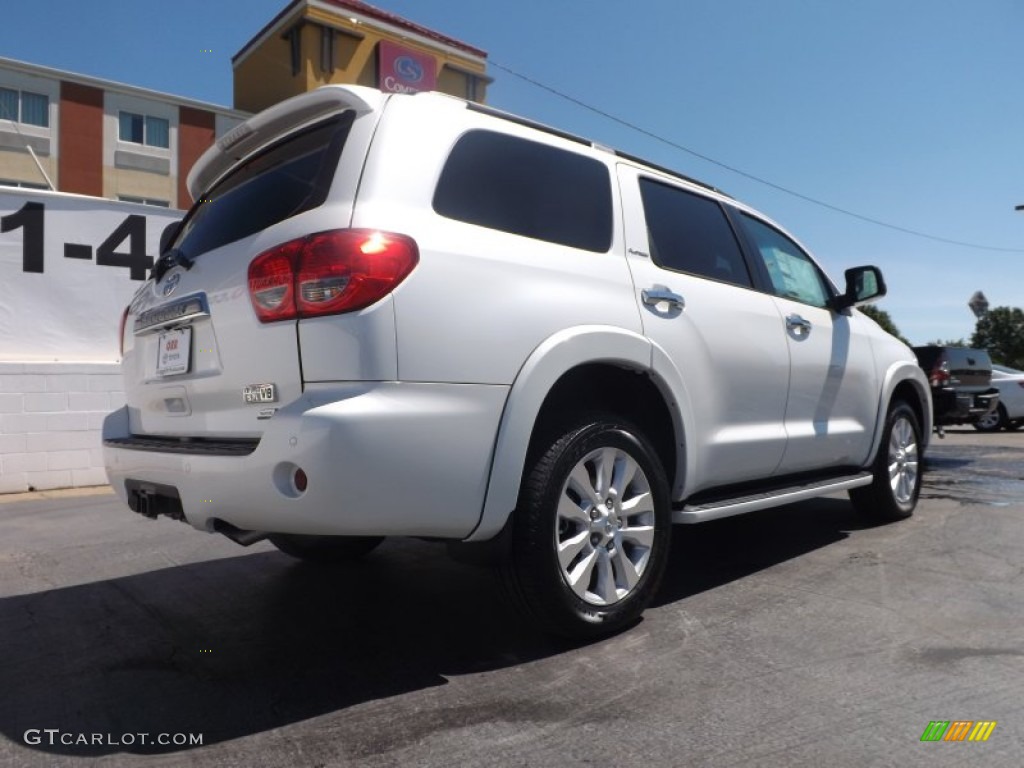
[4,0,1023,344]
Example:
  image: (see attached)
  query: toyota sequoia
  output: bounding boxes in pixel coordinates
[104,86,932,637]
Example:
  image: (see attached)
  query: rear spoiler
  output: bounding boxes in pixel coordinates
[187,85,386,198]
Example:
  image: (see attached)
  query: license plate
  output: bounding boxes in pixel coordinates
[156,328,191,376]
[243,383,277,404]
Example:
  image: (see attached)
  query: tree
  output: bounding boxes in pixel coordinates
[859,305,911,346]
[971,306,1024,369]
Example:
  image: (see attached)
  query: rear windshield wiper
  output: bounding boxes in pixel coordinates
[151,249,194,282]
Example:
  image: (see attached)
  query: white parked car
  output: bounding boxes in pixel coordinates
[104,86,931,637]
[974,364,1024,431]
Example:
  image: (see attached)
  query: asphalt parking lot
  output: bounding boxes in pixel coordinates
[1,430,1022,767]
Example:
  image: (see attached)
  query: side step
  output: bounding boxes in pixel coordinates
[673,472,873,524]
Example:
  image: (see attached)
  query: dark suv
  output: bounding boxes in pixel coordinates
[913,346,999,428]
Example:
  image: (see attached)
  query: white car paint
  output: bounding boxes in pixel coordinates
[990,365,1024,424]
[103,85,931,544]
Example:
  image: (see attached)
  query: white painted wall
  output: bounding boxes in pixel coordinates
[0,362,123,493]
[0,189,184,493]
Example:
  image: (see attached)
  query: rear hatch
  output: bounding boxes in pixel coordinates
[914,347,992,392]
[943,348,993,391]
[119,87,388,439]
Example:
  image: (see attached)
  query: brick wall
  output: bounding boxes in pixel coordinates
[177,106,216,209]
[58,81,104,197]
[0,362,123,494]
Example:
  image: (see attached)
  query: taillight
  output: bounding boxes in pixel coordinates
[118,305,129,356]
[247,229,418,323]
[930,361,951,387]
[249,240,303,322]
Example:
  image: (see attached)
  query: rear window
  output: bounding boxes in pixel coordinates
[171,112,354,259]
[913,347,992,370]
[912,347,941,368]
[639,179,752,288]
[433,130,613,252]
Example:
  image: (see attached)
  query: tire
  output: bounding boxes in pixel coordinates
[849,400,922,523]
[268,534,384,563]
[501,414,672,639]
[973,404,1007,432]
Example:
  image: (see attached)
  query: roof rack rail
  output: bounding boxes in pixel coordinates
[614,150,729,197]
[466,101,591,147]
[465,101,730,198]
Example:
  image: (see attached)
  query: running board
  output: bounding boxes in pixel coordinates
[673,472,873,524]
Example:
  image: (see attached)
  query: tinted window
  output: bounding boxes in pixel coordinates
[172,113,354,259]
[639,179,752,288]
[739,214,831,307]
[912,347,941,369]
[433,130,612,252]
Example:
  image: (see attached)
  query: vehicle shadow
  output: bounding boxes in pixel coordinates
[653,497,864,606]
[1,497,874,758]
[0,541,560,758]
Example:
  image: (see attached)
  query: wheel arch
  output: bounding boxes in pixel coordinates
[869,362,932,464]
[466,326,689,542]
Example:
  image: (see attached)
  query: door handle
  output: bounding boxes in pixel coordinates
[642,288,685,311]
[786,313,812,335]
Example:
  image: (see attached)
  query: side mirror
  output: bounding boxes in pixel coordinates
[831,265,887,311]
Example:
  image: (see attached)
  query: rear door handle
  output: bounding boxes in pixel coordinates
[642,288,685,311]
[786,313,812,335]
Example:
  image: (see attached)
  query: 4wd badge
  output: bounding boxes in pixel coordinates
[243,383,277,404]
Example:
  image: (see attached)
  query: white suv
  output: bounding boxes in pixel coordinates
[104,86,931,637]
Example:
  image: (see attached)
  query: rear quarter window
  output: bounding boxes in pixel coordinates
[433,130,613,252]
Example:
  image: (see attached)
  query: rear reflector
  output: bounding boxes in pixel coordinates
[248,229,418,323]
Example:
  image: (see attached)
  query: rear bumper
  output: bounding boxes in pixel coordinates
[931,387,999,426]
[103,381,508,538]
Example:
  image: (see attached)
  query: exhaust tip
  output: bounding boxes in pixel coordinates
[212,519,268,547]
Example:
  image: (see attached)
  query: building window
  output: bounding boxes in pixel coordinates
[145,115,169,148]
[0,88,14,121]
[0,87,49,127]
[320,26,335,73]
[286,26,302,76]
[118,195,170,207]
[118,111,170,148]
[1,178,50,190]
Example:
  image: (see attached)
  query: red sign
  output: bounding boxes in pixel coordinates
[378,40,437,94]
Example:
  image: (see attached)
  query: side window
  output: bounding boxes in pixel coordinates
[433,130,613,252]
[638,179,752,288]
[739,214,831,307]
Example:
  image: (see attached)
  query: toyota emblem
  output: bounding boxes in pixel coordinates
[161,273,181,297]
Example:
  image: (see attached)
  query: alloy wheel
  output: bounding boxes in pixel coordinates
[555,446,656,606]
[888,415,919,505]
